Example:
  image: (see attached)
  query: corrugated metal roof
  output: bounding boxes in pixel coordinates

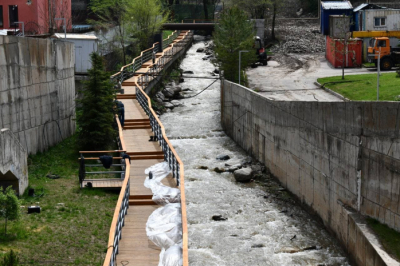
[321,1,353,10]
[354,3,368,12]
[53,33,98,40]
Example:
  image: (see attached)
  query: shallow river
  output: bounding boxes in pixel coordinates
[160,36,350,266]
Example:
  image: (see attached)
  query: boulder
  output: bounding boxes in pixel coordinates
[163,102,174,109]
[183,70,194,74]
[233,168,253,182]
[170,100,182,107]
[155,97,163,104]
[216,155,230,161]
[173,87,182,93]
[174,93,185,99]
[214,69,220,74]
[251,164,263,173]
[156,92,165,101]
[196,48,205,53]
[162,88,175,97]
[212,215,227,221]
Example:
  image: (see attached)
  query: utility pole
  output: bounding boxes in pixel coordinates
[55,18,66,39]
[377,48,381,101]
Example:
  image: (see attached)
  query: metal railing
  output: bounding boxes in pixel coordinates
[103,159,130,266]
[163,30,181,50]
[136,87,181,185]
[104,29,192,266]
[111,32,181,86]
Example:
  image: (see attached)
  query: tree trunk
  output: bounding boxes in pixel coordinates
[203,0,209,20]
[271,2,277,40]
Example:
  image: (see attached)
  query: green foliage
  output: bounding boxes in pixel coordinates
[0,250,20,266]
[367,218,400,260]
[76,53,116,150]
[0,187,20,236]
[396,68,400,78]
[227,0,271,19]
[213,7,257,84]
[89,0,131,65]
[126,0,169,50]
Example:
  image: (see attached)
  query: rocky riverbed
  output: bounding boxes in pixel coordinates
[160,36,351,266]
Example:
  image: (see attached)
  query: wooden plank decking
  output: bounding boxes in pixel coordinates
[102,30,191,266]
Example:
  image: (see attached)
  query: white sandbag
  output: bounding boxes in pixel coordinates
[145,162,171,182]
[146,203,182,249]
[159,242,183,266]
[144,162,180,205]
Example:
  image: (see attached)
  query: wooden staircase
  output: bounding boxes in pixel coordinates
[123,119,151,130]
[126,151,164,160]
[117,94,136,100]
[129,195,157,206]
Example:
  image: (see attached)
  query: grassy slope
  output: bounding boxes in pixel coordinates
[0,135,118,265]
[317,73,400,101]
[163,30,174,40]
[367,218,400,261]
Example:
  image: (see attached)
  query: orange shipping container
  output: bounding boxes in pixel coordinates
[326,35,363,68]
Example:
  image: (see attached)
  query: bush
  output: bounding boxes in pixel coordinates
[0,250,20,266]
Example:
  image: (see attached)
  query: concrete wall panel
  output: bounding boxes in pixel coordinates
[221,80,400,265]
[0,35,75,154]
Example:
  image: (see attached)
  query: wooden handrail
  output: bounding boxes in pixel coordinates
[103,158,130,266]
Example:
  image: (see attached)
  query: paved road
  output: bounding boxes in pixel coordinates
[246,53,384,102]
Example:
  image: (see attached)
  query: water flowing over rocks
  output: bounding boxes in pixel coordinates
[160,36,350,266]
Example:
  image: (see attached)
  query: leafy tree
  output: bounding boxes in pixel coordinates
[213,7,257,84]
[89,0,130,65]
[76,53,116,151]
[126,0,169,50]
[0,186,20,236]
[226,0,271,19]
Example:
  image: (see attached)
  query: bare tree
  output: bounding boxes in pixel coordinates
[37,0,72,34]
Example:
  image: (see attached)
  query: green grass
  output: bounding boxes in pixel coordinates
[163,30,174,40]
[0,135,119,265]
[317,73,400,101]
[367,218,400,261]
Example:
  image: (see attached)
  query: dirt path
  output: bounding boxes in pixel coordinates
[246,53,380,102]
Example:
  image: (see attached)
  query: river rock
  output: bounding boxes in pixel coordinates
[234,168,253,182]
[196,48,205,53]
[251,164,263,173]
[173,87,182,93]
[212,215,227,221]
[163,88,175,97]
[216,155,230,160]
[227,164,241,172]
[163,102,174,109]
[170,100,182,107]
[174,93,185,99]
[156,92,165,101]
[155,97,163,104]
[183,70,194,74]
[214,69,220,74]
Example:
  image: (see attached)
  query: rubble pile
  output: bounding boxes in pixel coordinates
[270,21,325,54]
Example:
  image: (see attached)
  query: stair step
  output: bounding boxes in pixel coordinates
[117,94,136,99]
[124,122,151,126]
[131,155,165,160]
[129,199,157,206]
[125,119,150,122]
[126,151,164,156]
[123,125,152,130]
[122,81,137,86]
[129,195,152,200]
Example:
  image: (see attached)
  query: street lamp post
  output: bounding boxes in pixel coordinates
[14,22,24,37]
[239,50,249,85]
[55,18,66,39]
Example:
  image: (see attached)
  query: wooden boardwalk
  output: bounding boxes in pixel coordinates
[102,30,191,266]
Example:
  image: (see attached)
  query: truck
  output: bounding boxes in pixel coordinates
[254,36,268,66]
[367,37,400,70]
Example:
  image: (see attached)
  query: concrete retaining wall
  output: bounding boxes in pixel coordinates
[0,35,76,154]
[221,80,400,265]
[0,128,28,196]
